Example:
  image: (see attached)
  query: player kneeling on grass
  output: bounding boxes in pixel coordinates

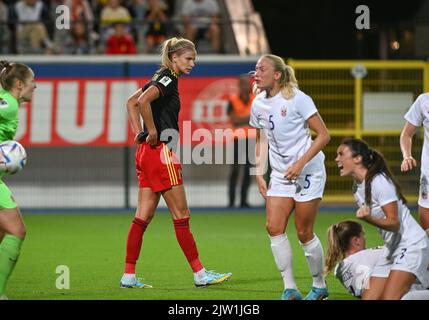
[0,61,36,300]
[325,220,429,300]
[334,138,429,300]
[120,37,231,289]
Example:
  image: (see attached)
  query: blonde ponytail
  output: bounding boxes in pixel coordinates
[325,224,345,275]
[324,220,364,275]
[260,54,298,99]
[160,37,196,71]
[280,65,298,99]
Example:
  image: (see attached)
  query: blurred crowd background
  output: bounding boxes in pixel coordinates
[1,0,428,58]
[0,0,229,55]
[2,0,429,209]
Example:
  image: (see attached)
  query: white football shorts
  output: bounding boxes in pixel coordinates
[267,165,326,202]
[371,239,429,289]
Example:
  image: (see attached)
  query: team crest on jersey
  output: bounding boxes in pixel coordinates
[159,76,172,87]
[280,107,287,117]
[0,98,8,109]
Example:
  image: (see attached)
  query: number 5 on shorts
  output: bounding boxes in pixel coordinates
[304,174,311,189]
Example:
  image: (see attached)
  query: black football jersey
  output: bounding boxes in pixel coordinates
[142,68,180,141]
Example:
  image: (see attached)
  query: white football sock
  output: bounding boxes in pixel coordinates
[401,290,429,300]
[300,234,325,288]
[270,234,297,290]
[123,273,136,281]
[194,268,206,282]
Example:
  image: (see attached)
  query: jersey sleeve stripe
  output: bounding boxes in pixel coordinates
[153,83,164,97]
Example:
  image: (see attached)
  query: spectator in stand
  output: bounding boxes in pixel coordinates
[100,0,132,28]
[67,0,94,23]
[105,21,136,54]
[181,0,220,53]
[128,0,147,52]
[52,0,95,54]
[10,0,53,54]
[131,0,147,23]
[99,0,133,47]
[63,20,92,54]
[0,0,9,54]
[92,0,108,33]
[145,0,168,53]
[163,0,175,16]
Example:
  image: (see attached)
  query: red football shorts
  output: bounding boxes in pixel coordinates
[135,142,183,192]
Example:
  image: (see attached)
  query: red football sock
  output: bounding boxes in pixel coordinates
[124,217,149,274]
[173,217,204,272]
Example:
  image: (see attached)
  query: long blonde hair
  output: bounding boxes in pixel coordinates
[160,37,196,71]
[258,54,298,99]
[325,220,364,275]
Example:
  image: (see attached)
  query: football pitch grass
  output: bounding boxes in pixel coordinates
[7,210,390,300]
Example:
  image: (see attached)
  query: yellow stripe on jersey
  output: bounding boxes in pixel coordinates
[163,144,177,185]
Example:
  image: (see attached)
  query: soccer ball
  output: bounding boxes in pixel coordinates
[0,140,27,175]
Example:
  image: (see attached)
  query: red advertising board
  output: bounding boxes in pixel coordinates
[16,77,243,146]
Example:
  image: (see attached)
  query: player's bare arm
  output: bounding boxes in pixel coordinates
[400,121,418,172]
[357,202,400,232]
[137,86,160,145]
[284,112,330,180]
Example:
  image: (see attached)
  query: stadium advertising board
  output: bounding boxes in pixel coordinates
[16,77,247,146]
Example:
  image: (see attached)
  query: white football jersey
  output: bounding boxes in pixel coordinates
[249,88,324,178]
[404,93,429,177]
[335,248,383,297]
[336,247,428,297]
[353,174,427,258]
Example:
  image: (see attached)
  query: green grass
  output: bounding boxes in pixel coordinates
[6,210,387,300]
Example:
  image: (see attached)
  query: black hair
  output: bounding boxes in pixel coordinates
[341,138,407,205]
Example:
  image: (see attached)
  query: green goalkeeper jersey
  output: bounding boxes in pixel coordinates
[0,88,19,142]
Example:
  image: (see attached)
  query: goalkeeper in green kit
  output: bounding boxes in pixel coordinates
[0,61,36,299]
